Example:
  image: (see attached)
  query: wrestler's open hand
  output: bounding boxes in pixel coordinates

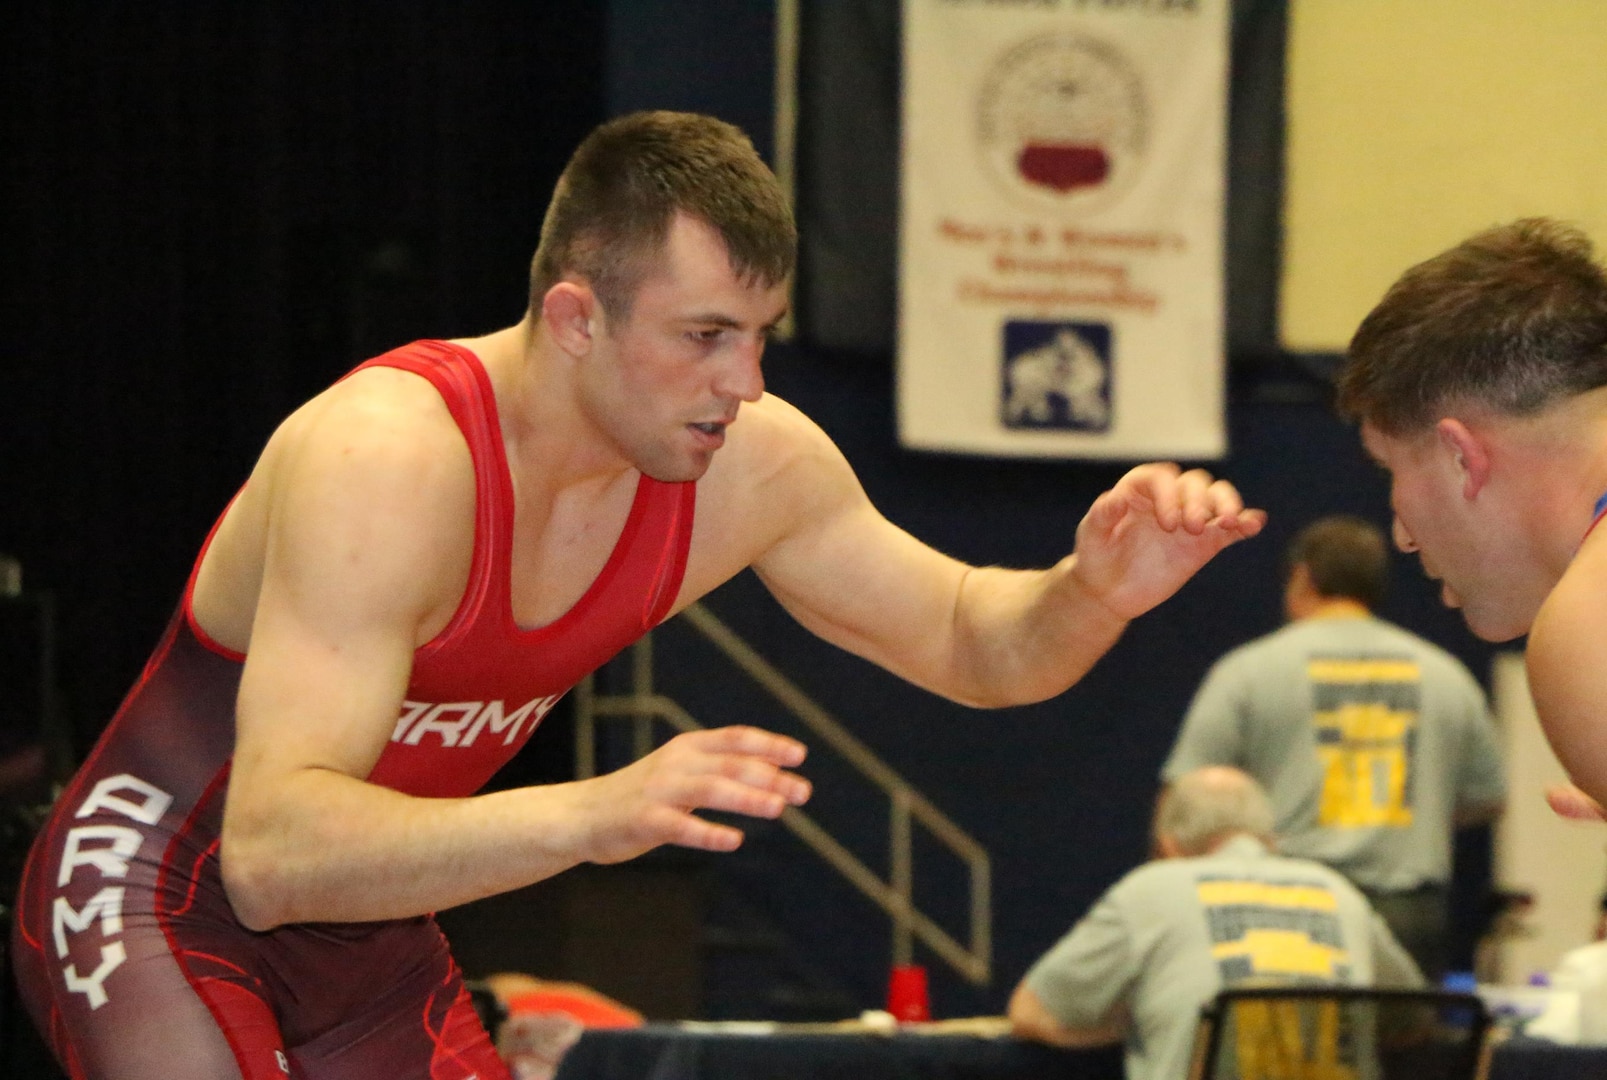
[1070,463,1266,621]
[582,726,811,863]
[1546,783,1607,822]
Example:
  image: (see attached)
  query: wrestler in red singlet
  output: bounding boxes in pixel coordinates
[11,341,695,1079]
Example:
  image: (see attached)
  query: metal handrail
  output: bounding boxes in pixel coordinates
[574,602,992,986]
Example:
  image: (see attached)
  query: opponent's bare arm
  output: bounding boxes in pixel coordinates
[736,400,1264,708]
[1526,524,1607,813]
[220,389,809,931]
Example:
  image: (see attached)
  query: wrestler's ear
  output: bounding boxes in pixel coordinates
[542,281,598,357]
[1436,417,1490,501]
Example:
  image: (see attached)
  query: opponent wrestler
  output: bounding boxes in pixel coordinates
[12,110,1264,1079]
[1337,217,1607,819]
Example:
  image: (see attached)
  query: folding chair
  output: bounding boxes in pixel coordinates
[1188,985,1494,1080]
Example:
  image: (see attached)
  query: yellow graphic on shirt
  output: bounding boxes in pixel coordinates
[1211,930,1349,979]
[1309,658,1420,829]
[1199,876,1359,1078]
[1197,881,1339,912]
[1231,999,1356,1080]
[1198,878,1351,983]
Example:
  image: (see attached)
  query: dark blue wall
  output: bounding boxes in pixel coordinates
[606,1,778,164]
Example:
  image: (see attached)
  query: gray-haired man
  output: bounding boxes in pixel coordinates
[1010,767,1421,1080]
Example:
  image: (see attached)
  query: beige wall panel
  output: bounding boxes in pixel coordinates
[1282,1,1607,352]
[1491,653,1606,984]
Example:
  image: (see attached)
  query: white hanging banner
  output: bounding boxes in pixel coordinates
[898,0,1228,460]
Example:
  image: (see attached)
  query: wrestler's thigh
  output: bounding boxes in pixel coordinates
[13,913,289,1080]
[287,950,510,1080]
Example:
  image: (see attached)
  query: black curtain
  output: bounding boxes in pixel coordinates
[1,2,607,756]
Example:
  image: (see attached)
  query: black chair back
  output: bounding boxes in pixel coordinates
[1190,985,1493,1080]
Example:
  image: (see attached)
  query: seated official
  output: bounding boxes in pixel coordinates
[1009,766,1423,1080]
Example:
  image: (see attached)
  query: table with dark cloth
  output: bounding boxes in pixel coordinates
[551,1024,1607,1080]
[1487,1035,1607,1080]
[551,1022,1123,1080]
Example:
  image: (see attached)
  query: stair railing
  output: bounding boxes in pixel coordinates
[574,602,992,987]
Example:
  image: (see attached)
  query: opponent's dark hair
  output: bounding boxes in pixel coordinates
[1338,218,1607,434]
[1284,515,1388,609]
[528,111,796,323]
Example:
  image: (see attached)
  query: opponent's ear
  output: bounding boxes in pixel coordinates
[1436,417,1491,501]
[542,282,598,357]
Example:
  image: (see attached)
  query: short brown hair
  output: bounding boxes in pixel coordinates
[1285,515,1388,609]
[528,111,796,323]
[1338,218,1607,434]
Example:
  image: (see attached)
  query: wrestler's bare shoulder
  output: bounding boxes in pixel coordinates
[193,367,477,649]
[1531,522,1607,658]
[704,392,855,516]
[288,365,467,453]
[223,369,474,534]
[679,392,865,598]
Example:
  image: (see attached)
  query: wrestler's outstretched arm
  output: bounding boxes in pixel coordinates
[738,398,1265,708]
[219,392,809,931]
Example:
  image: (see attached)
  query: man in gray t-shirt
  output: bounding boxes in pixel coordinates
[1161,516,1506,979]
[1010,767,1421,1080]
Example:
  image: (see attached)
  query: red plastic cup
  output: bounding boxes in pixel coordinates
[887,964,930,1022]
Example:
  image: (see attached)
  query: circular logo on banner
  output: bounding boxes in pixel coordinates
[977,33,1148,216]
